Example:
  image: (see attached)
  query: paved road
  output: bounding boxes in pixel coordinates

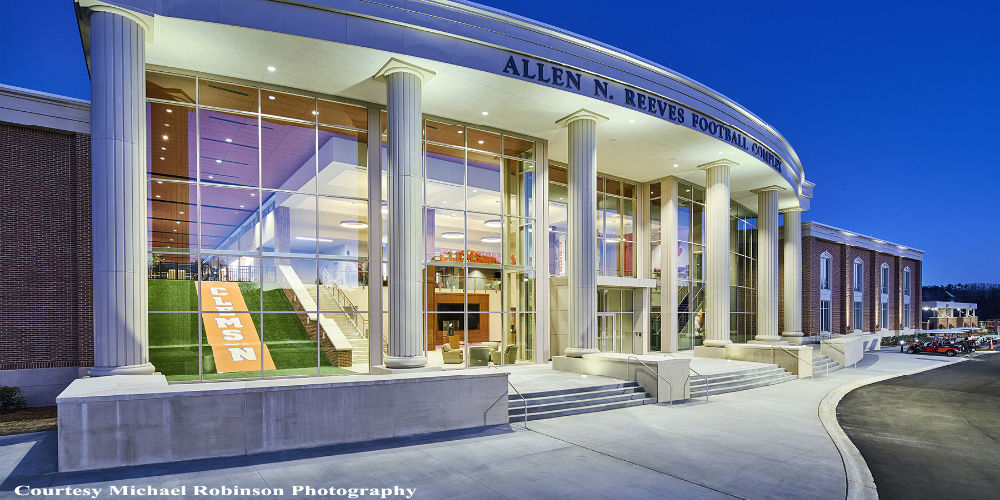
[838,353,1000,500]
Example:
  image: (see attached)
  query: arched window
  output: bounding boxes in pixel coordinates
[819,251,832,290]
[852,258,863,292]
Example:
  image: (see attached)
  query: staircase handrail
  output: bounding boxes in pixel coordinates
[320,269,369,339]
[775,345,825,378]
[625,356,674,406]
[823,342,856,368]
[685,365,709,403]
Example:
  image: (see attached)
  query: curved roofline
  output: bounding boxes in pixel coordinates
[433,0,805,183]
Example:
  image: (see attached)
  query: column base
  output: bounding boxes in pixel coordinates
[748,339,789,345]
[781,331,805,338]
[370,365,441,375]
[382,355,428,369]
[702,339,732,348]
[693,345,727,358]
[88,363,156,377]
[564,347,599,358]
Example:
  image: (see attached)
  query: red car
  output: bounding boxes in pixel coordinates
[905,341,959,356]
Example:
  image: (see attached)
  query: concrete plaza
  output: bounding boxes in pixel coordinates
[0,349,964,500]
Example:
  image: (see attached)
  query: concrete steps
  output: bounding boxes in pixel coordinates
[689,365,795,398]
[508,382,655,422]
[811,354,843,376]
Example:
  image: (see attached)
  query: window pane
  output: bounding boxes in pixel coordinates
[200,184,260,254]
[148,255,198,311]
[199,79,258,113]
[263,258,318,312]
[149,313,201,381]
[261,90,316,122]
[148,102,196,181]
[318,126,367,198]
[468,150,502,214]
[467,128,501,154]
[261,117,317,192]
[426,120,464,147]
[317,196,367,260]
[199,109,260,187]
[262,192,318,257]
[149,180,197,253]
[426,208,466,263]
[317,99,367,130]
[426,144,465,209]
[146,72,196,103]
[502,135,534,159]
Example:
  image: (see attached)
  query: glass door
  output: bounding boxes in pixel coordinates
[597,312,616,352]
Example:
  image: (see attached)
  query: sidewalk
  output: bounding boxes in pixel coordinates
[0,349,964,500]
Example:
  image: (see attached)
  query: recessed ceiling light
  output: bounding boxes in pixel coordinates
[484,219,502,228]
[208,175,214,179]
[155,195,161,198]
[457,130,463,134]
[179,211,184,215]
[173,229,177,232]
[157,181,163,184]
[159,157,165,160]
[239,205,245,208]
[481,111,488,116]
[225,138,232,143]
[165,109,172,113]
[250,193,255,197]
[340,220,368,229]
[161,146,166,150]
[162,135,168,140]
[471,189,478,193]
[481,236,501,243]
[441,232,464,240]
[164,123,169,127]
[170,238,173,241]
[478,140,484,145]
[215,159,222,164]
[175,221,180,224]
[268,95,275,100]
[673,164,679,168]
[266,65,276,72]
[628,119,635,123]
[312,111,318,115]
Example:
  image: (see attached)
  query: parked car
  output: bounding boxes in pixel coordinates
[905,341,960,357]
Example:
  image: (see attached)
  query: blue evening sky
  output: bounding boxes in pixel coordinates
[1,0,997,284]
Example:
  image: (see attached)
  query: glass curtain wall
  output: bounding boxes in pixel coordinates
[421,119,537,368]
[652,180,757,350]
[145,71,370,380]
[547,164,636,278]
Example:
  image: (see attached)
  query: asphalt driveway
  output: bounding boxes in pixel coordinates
[837,353,1000,500]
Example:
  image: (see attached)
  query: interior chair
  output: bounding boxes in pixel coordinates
[441,344,464,364]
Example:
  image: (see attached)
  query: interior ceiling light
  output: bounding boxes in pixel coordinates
[477,140,484,145]
[215,159,222,163]
[161,146,166,150]
[165,109,172,113]
[208,175,214,179]
[159,157,165,160]
[239,205,245,208]
[155,195,161,198]
[268,95,275,100]
[481,111,488,116]
[296,236,333,242]
[266,65,276,72]
[673,164,679,168]
[457,130,463,134]
[481,236,501,243]
[484,219,502,228]
[156,181,163,184]
[225,138,233,143]
[312,111,318,115]
[162,135,168,140]
[441,232,464,240]
[340,220,368,229]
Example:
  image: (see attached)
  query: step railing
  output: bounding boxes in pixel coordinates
[686,366,709,403]
[823,342,856,368]
[319,269,369,339]
[626,356,674,406]
[488,365,528,428]
[775,345,825,378]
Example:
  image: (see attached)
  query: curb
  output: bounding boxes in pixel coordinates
[817,359,967,500]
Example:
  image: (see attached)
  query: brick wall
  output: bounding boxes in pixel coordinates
[0,123,92,370]
[794,231,923,337]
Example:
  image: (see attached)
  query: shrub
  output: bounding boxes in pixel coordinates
[881,333,930,346]
[0,386,26,413]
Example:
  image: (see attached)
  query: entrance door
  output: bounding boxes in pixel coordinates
[597,313,616,352]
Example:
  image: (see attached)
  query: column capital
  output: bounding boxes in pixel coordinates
[751,185,785,194]
[555,108,609,127]
[373,58,436,83]
[84,2,152,33]
[696,158,739,171]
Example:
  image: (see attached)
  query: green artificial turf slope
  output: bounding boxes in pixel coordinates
[147,279,351,378]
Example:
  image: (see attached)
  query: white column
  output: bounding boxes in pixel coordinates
[661,178,679,352]
[699,160,738,347]
[754,187,782,342]
[782,208,805,337]
[534,141,551,362]
[89,7,154,376]
[374,59,435,368]
[557,109,607,357]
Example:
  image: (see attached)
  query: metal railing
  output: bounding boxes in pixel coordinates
[626,356,674,406]
[776,345,826,378]
[823,342,856,368]
[508,379,528,429]
[686,365,709,403]
[320,270,369,339]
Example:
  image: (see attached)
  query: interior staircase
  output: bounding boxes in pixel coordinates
[311,284,369,368]
[508,382,655,422]
[689,364,796,399]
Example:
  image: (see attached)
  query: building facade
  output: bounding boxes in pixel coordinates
[795,222,923,338]
[3,0,827,392]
